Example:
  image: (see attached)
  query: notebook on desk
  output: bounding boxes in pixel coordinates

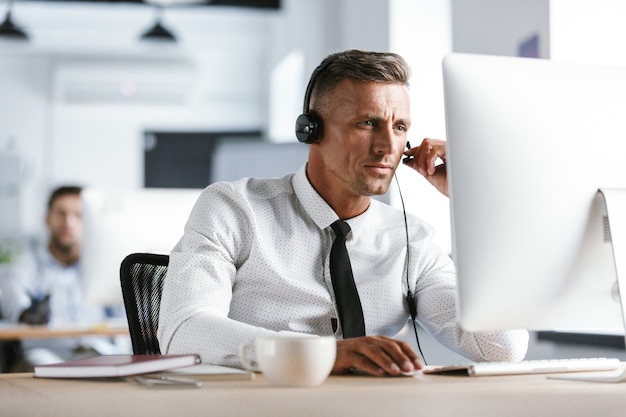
[34,354,200,378]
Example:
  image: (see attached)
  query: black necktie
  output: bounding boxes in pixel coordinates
[330,220,365,338]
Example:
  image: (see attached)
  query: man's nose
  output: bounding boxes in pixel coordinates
[373,126,399,154]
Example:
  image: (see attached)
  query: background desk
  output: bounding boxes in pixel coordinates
[2,370,626,417]
[0,325,130,372]
[0,325,129,340]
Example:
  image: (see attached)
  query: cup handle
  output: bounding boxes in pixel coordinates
[239,343,259,372]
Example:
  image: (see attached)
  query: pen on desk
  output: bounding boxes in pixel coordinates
[135,375,203,389]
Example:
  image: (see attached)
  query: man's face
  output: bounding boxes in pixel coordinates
[46,194,83,254]
[312,79,411,198]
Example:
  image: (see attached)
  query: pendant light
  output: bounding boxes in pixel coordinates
[0,0,28,40]
[140,5,176,42]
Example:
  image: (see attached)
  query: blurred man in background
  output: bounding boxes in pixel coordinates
[0,186,128,372]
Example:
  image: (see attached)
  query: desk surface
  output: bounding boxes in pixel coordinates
[2,370,626,417]
[0,324,129,340]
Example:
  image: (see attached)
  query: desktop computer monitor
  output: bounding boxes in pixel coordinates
[81,188,202,306]
[443,53,626,333]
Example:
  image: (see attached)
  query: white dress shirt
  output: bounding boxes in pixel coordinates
[158,164,528,367]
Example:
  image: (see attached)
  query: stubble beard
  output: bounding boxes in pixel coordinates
[352,172,393,197]
[50,234,78,255]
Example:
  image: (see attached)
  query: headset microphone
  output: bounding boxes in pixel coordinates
[403,141,414,164]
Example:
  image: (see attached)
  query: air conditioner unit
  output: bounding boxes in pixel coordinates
[53,57,197,105]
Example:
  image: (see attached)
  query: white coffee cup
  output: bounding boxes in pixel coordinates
[239,336,336,387]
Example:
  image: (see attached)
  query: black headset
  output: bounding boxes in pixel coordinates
[294,57,335,144]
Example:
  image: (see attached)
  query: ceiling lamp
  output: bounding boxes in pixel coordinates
[0,1,28,40]
[140,6,176,42]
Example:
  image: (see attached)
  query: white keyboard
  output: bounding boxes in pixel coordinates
[422,357,621,377]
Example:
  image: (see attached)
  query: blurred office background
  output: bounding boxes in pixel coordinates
[1,0,625,364]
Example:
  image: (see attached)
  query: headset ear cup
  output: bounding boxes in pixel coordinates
[295,113,320,144]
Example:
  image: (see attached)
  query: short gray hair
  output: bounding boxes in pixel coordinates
[308,49,411,113]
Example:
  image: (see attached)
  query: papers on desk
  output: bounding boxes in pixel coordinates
[34,354,200,378]
[132,364,256,389]
[150,364,255,381]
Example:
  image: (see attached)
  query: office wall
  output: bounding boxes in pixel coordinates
[550,0,626,65]
[452,0,550,58]
[0,0,395,238]
[455,0,626,65]
[0,4,272,238]
[389,0,453,254]
[0,55,51,240]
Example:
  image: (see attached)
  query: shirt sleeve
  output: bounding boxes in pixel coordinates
[413,241,529,362]
[157,183,303,368]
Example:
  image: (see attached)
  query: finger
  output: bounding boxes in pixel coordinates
[394,339,425,370]
[403,139,446,186]
[424,164,449,197]
[421,142,446,176]
[415,144,434,176]
[374,337,422,373]
[401,145,422,172]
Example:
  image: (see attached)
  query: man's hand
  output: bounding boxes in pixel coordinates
[19,294,51,325]
[333,335,424,376]
[403,138,448,197]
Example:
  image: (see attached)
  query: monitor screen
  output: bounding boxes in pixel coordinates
[443,53,626,333]
[81,188,201,306]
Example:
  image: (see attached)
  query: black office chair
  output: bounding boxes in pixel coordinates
[119,253,169,355]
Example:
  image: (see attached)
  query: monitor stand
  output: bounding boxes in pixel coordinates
[550,189,626,383]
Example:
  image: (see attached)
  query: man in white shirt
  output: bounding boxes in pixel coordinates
[0,186,125,371]
[158,50,529,376]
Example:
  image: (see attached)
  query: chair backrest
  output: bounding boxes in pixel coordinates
[119,253,169,355]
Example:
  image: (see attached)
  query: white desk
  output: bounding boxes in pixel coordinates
[2,370,626,417]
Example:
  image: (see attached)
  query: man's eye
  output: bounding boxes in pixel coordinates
[363,120,374,127]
